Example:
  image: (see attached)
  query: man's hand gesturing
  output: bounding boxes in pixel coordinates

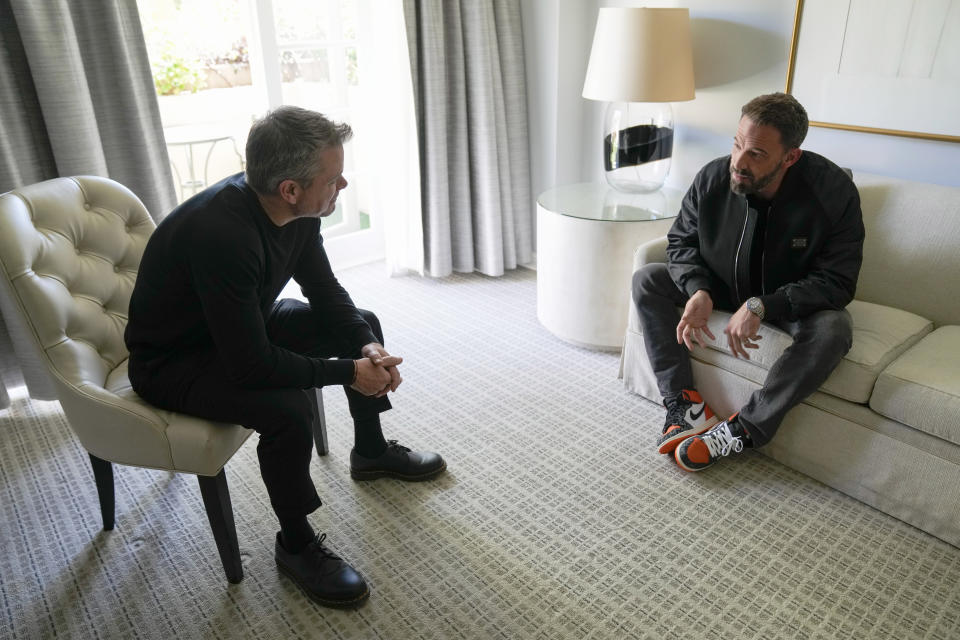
[351,342,403,397]
[725,305,763,359]
[676,289,716,350]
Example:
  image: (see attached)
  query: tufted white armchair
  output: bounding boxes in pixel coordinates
[0,176,328,583]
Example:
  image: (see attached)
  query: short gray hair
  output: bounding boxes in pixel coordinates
[741,92,809,150]
[245,106,353,194]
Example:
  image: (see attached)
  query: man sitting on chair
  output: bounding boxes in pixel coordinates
[125,106,445,608]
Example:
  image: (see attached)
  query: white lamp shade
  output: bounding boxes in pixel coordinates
[582,7,695,103]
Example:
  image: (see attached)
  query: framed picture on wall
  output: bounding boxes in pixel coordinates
[785,0,960,143]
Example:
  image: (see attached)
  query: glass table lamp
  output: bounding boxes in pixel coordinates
[582,8,696,194]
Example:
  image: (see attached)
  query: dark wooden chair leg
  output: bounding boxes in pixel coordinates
[88,454,115,531]
[197,470,243,584]
[309,387,328,456]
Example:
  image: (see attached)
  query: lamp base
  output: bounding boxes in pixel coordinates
[602,101,674,193]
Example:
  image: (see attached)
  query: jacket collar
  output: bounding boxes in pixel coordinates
[769,151,807,205]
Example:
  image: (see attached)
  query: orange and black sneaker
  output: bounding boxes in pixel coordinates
[656,389,720,454]
[674,414,748,472]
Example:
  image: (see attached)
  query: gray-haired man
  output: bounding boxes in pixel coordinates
[126,106,445,607]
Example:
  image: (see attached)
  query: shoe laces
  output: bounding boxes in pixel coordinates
[702,422,744,458]
[308,533,336,559]
[663,396,692,432]
[386,439,410,453]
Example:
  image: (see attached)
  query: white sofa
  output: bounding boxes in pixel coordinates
[619,172,960,548]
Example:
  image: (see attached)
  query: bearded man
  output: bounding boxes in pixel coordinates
[632,92,864,472]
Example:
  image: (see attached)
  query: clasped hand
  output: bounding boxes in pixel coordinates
[350,342,403,397]
[676,290,762,359]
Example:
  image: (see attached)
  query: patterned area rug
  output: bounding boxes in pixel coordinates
[2,263,959,640]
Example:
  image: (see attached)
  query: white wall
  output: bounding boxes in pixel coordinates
[521,0,599,203]
[522,0,960,198]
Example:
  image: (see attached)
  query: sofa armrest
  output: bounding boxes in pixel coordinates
[624,234,669,336]
[633,235,668,270]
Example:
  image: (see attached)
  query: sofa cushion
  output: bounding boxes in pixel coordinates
[870,326,960,446]
[688,299,932,404]
[826,300,933,402]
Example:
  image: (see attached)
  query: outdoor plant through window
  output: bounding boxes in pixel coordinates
[138,0,371,238]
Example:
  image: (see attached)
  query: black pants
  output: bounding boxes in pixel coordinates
[132,300,390,520]
[632,263,852,445]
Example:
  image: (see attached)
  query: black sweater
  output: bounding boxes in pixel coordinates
[125,173,375,389]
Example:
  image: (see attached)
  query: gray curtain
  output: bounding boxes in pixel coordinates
[403,0,533,277]
[0,0,175,408]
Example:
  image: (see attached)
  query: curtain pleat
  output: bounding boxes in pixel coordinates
[404,0,532,277]
[0,2,59,190]
[0,0,175,407]
[2,0,176,215]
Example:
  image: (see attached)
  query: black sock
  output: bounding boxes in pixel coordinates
[279,516,315,553]
[353,415,388,458]
[729,415,752,445]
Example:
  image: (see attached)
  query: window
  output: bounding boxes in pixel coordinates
[138,0,377,251]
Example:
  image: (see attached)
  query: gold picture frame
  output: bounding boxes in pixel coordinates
[785,0,960,143]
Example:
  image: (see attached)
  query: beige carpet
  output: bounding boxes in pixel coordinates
[1,263,959,640]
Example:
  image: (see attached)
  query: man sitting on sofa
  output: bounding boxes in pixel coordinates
[125,106,446,607]
[632,92,864,472]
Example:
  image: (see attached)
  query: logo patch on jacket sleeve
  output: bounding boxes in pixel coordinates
[791,237,808,249]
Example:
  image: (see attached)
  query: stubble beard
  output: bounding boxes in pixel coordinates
[730,157,785,196]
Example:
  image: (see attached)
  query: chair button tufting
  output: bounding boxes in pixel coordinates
[84,203,91,210]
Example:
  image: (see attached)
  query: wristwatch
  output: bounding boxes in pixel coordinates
[746,296,765,320]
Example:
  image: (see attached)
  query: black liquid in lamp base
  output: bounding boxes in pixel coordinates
[604,124,674,171]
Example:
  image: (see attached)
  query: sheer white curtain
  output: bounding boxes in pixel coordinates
[356,0,424,276]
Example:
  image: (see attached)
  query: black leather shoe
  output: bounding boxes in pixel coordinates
[350,440,446,481]
[274,532,369,608]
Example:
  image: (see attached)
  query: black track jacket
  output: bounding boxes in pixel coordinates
[666,151,864,322]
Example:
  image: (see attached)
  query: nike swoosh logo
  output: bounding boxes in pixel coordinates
[689,403,705,421]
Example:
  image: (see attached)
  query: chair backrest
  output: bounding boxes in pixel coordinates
[1,176,254,474]
[0,176,154,391]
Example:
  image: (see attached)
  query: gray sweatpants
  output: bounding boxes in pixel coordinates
[631,262,852,446]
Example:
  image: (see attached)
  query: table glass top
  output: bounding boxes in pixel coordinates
[537,182,683,222]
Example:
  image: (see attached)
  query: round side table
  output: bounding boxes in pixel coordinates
[536,182,681,350]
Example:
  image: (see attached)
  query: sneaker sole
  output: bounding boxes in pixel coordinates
[276,559,370,609]
[674,442,719,472]
[674,453,714,472]
[350,460,447,482]
[656,415,720,455]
